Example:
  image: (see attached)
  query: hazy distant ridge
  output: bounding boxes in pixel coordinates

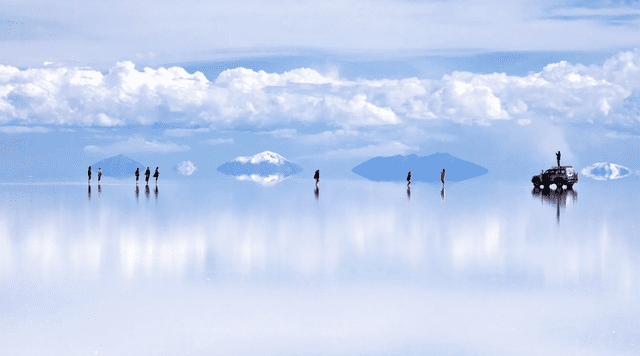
[91,154,146,179]
[352,153,488,182]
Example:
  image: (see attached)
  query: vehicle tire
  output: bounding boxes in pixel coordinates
[554,178,565,190]
[566,183,573,189]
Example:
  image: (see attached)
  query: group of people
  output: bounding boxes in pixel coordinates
[87,166,102,184]
[406,169,446,187]
[134,167,160,185]
[87,166,160,185]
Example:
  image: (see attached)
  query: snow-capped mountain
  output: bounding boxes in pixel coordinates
[234,151,288,165]
[217,151,302,178]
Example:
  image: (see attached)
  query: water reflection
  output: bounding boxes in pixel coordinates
[314,186,319,200]
[235,174,287,186]
[135,185,139,202]
[3,182,636,293]
[154,186,159,200]
[440,186,445,203]
[88,184,91,200]
[145,185,150,200]
[1,181,637,356]
[532,187,578,224]
[406,186,411,201]
[98,184,101,199]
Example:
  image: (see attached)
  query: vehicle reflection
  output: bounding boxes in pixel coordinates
[532,186,578,224]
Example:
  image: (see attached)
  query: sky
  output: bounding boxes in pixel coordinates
[1,0,640,181]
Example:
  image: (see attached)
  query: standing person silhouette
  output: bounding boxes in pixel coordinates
[556,151,561,167]
[153,167,159,184]
[97,167,102,183]
[440,169,445,186]
[314,170,320,186]
[407,171,411,187]
[145,167,151,185]
[135,167,140,184]
[88,166,92,183]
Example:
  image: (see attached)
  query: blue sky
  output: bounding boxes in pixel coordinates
[1,0,640,181]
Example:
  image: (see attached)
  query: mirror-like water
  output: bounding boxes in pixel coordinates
[1,178,638,355]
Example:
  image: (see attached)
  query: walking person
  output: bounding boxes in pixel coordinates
[135,167,140,184]
[145,167,151,185]
[314,170,320,186]
[153,167,159,184]
[407,171,411,187]
[88,166,92,183]
[97,167,102,183]
[556,151,561,167]
[440,169,445,186]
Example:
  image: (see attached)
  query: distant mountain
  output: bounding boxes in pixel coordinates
[90,154,146,179]
[217,151,302,177]
[352,153,488,182]
[581,162,631,180]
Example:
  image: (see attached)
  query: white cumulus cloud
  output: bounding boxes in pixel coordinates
[581,162,631,180]
[2,51,640,131]
[0,126,50,134]
[84,137,190,154]
[174,161,197,176]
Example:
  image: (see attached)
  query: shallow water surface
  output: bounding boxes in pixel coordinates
[0,178,638,355]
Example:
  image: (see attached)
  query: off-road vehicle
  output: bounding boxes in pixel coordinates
[531,166,578,189]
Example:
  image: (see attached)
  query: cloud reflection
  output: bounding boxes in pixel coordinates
[0,183,637,294]
[235,174,288,186]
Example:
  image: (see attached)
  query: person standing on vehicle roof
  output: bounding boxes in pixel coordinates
[556,151,561,167]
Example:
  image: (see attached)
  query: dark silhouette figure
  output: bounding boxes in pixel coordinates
[153,167,159,184]
[145,185,150,200]
[145,167,151,185]
[135,185,139,202]
[88,166,92,183]
[440,169,445,185]
[314,170,320,186]
[440,186,445,203]
[556,151,561,167]
[88,184,91,200]
[98,184,101,199]
[97,167,102,183]
[407,186,411,200]
[154,186,158,200]
[314,186,319,200]
[135,167,140,184]
[407,171,411,187]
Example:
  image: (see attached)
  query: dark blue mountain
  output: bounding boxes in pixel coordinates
[217,151,302,177]
[352,153,488,182]
[91,154,146,179]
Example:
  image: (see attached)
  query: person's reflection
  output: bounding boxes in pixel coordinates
[406,186,411,201]
[88,184,91,200]
[314,186,319,200]
[532,186,578,224]
[98,184,101,199]
[145,185,150,200]
[135,185,139,202]
[154,185,159,200]
[440,186,445,203]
